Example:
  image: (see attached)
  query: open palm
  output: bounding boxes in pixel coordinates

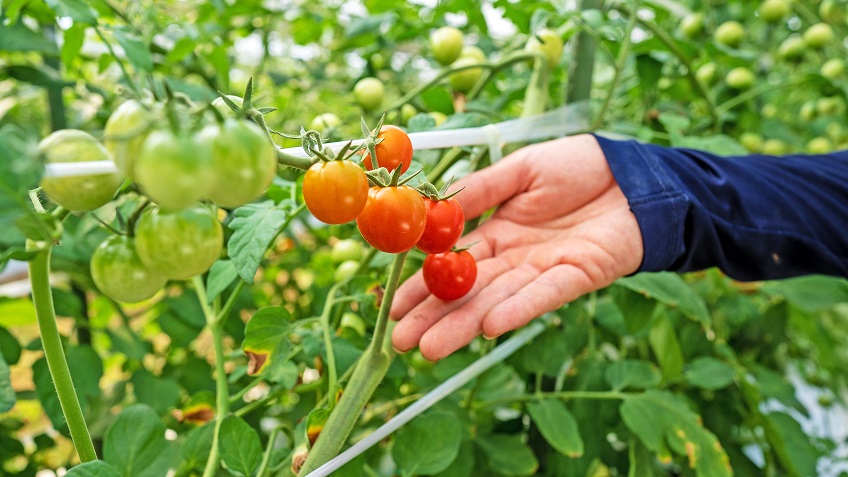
[390,134,644,360]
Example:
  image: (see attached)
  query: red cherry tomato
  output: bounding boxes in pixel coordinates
[303,160,369,224]
[417,197,464,254]
[422,250,477,301]
[356,186,426,253]
[362,125,413,174]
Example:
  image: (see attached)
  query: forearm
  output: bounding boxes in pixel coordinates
[595,134,848,280]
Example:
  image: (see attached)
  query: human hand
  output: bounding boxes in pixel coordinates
[390,134,644,360]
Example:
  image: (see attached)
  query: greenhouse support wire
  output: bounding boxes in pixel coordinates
[302,314,557,477]
[43,102,590,178]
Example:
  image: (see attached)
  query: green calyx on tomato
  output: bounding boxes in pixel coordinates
[422,248,477,301]
[356,185,427,253]
[134,205,223,280]
[104,100,158,180]
[91,235,167,303]
[303,159,369,224]
[211,95,244,118]
[353,77,385,111]
[430,26,464,66]
[38,129,123,212]
[134,128,214,211]
[362,124,413,174]
[198,119,278,209]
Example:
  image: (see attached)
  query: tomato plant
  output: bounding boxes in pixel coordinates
[361,125,413,173]
[90,235,167,303]
[422,249,477,300]
[356,186,427,253]
[429,26,464,66]
[302,160,369,224]
[417,197,464,254]
[103,100,156,179]
[134,205,223,280]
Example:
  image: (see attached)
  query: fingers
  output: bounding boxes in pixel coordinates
[450,149,531,220]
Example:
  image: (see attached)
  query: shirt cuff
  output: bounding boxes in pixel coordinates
[592,134,691,273]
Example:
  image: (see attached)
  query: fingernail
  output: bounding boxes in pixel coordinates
[392,345,407,354]
[482,332,498,340]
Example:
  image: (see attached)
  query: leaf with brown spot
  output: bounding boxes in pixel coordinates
[306,407,331,448]
[242,306,291,376]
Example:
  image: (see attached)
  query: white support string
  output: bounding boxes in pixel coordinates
[44,102,590,178]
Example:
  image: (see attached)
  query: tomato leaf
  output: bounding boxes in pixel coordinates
[0,22,59,53]
[218,415,262,477]
[392,411,462,477]
[0,125,44,254]
[648,315,684,379]
[605,359,661,391]
[620,390,731,477]
[242,306,291,376]
[131,369,180,415]
[103,404,175,477]
[45,0,98,24]
[61,23,87,66]
[181,423,215,472]
[684,357,735,390]
[65,461,123,477]
[475,434,539,476]
[617,272,711,326]
[527,399,584,458]
[206,259,238,303]
[762,412,822,477]
[0,351,14,413]
[227,200,293,284]
[113,26,153,72]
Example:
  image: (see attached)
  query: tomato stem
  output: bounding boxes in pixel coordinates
[27,243,97,463]
[592,0,640,129]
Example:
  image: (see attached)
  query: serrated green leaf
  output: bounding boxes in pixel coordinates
[620,390,731,477]
[762,275,848,312]
[434,437,475,477]
[15,212,61,242]
[605,360,661,391]
[65,461,123,477]
[219,416,262,477]
[206,259,238,303]
[763,412,821,477]
[228,201,292,284]
[114,27,153,72]
[46,0,98,23]
[527,399,583,458]
[649,315,684,379]
[61,23,87,66]
[617,272,711,326]
[393,411,462,477]
[104,404,174,477]
[0,352,14,413]
[242,306,291,375]
[684,357,735,390]
[476,434,539,476]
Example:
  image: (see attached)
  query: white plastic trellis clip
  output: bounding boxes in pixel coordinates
[483,123,503,163]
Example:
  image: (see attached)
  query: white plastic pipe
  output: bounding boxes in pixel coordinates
[44,102,590,178]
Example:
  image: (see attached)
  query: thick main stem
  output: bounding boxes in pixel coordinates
[298,252,408,476]
[28,244,97,463]
[566,0,602,104]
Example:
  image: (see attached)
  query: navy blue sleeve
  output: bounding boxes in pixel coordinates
[593,134,848,281]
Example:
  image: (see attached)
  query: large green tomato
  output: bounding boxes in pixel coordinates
[759,0,790,23]
[449,57,483,93]
[198,119,277,208]
[135,206,223,280]
[525,29,563,68]
[821,58,845,79]
[134,129,214,211]
[459,45,486,62]
[778,35,806,60]
[91,235,167,303]
[679,13,704,38]
[430,26,464,65]
[353,77,385,111]
[309,113,342,133]
[104,100,157,179]
[804,23,834,49]
[725,67,755,89]
[39,129,123,212]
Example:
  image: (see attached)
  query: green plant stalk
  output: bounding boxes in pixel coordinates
[592,0,640,129]
[257,426,281,477]
[715,75,816,117]
[93,25,140,97]
[521,54,550,118]
[320,281,348,404]
[566,0,602,104]
[196,277,231,477]
[298,252,408,476]
[27,244,97,463]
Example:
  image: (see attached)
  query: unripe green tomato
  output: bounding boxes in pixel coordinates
[714,21,745,48]
[39,129,123,212]
[459,45,486,62]
[310,113,342,133]
[762,138,787,155]
[370,52,386,70]
[739,132,763,152]
[334,260,360,282]
[696,62,718,85]
[339,312,367,337]
[803,23,834,49]
[429,111,447,126]
[821,58,845,79]
[135,206,223,280]
[778,35,806,60]
[91,235,167,303]
[212,95,243,117]
[525,29,564,68]
[401,104,417,125]
[353,77,385,111]
[826,122,846,142]
[429,26,464,66]
[104,100,157,180]
[800,101,818,121]
[408,349,433,371]
[807,136,832,154]
[817,96,843,116]
[449,57,483,93]
[761,104,778,119]
[331,238,363,263]
[759,0,790,23]
[135,128,214,211]
[679,13,704,38]
[820,0,844,23]
[725,67,755,89]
